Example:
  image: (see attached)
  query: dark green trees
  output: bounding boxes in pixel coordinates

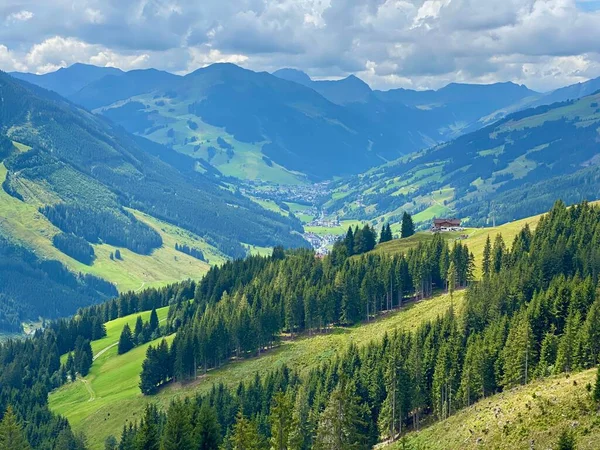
[379,224,393,244]
[74,336,93,376]
[0,407,31,450]
[400,212,415,238]
[118,323,135,355]
[314,382,368,450]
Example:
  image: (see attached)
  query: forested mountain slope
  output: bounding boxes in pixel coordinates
[17,63,541,182]
[3,200,600,450]
[0,71,306,331]
[325,92,600,226]
[0,71,304,255]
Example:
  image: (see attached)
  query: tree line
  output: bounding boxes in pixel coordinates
[125,201,600,449]
[139,231,474,393]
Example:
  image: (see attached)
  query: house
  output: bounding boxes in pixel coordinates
[432,218,461,231]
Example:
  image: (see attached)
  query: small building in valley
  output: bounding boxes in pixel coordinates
[432,218,462,231]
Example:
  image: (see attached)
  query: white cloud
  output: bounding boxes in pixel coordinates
[0,0,599,91]
[5,10,34,23]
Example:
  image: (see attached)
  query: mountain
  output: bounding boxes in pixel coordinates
[69,68,180,110]
[0,71,306,313]
[325,91,600,226]
[10,63,123,97]
[530,75,600,108]
[15,63,541,183]
[274,69,373,105]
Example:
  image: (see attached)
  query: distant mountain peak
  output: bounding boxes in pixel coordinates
[272,68,313,86]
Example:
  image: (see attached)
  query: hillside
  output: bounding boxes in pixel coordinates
[18,63,543,183]
[0,71,307,330]
[389,369,600,449]
[324,91,600,227]
[49,290,464,449]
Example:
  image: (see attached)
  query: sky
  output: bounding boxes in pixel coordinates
[1,0,600,91]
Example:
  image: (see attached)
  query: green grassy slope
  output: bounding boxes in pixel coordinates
[323,92,600,227]
[49,291,464,449]
[389,369,600,450]
[97,92,307,185]
[0,163,217,292]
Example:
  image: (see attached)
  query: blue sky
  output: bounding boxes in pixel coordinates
[1,0,600,91]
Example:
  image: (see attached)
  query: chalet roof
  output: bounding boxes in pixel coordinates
[433,218,461,226]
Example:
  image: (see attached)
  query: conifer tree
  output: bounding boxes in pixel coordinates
[555,311,582,374]
[149,308,159,333]
[482,235,491,277]
[556,428,576,450]
[288,386,312,450]
[502,310,535,388]
[0,406,31,450]
[230,413,262,450]
[74,336,93,376]
[447,261,457,302]
[193,403,221,450]
[400,213,415,238]
[379,224,393,244]
[136,404,160,450]
[118,323,135,355]
[492,234,505,274]
[160,401,193,450]
[314,382,368,450]
[270,391,293,450]
[343,227,354,256]
[134,316,144,344]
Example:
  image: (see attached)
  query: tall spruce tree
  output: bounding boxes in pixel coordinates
[379,224,393,244]
[270,391,293,450]
[314,382,368,450]
[230,413,262,450]
[193,403,221,450]
[0,407,31,450]
[136,404,161,450]
[160,401,193,450]
[482,235,492,278]
[400,213,415,238]
[502,310,535,388]
[118,323,135,355]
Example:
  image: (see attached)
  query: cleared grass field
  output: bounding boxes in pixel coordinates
[390,369,600,450]
[0,163,215,292]
[49,291,464,449]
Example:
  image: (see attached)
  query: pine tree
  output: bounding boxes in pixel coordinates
[104,435,118,450]
[555,311,582,374]
[0,407,31,450]
[118,323,135,355]
[160,401,193,450]
[134,316,144,344]
[74,336,93,376]
[447,261,457,302]
[482,235,491,277]
[344,227,354,256]
[230,412,262,450]
[115,249,122,260]
[149,308,159,333]
[502,310,535,388]
[314,382,368,450]
[288,386,312,450]
[270,391,293,450]
[136,404,160,450]
[492,234,505,273]
[379,224,393,244]
[400,213,415,239]
[193,403,221,450]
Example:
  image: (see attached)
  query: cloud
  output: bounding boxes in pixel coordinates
[5,10,33,23]
[0,0,599,91]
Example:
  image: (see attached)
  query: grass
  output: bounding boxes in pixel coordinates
[0,163,215,292]
[113,94,306,185]
[375,212,545,278]
[49,290,464,449]
[390,369,600,450]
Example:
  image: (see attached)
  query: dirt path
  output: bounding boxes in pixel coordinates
[93,342,118,361]
[80,377,96,402]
